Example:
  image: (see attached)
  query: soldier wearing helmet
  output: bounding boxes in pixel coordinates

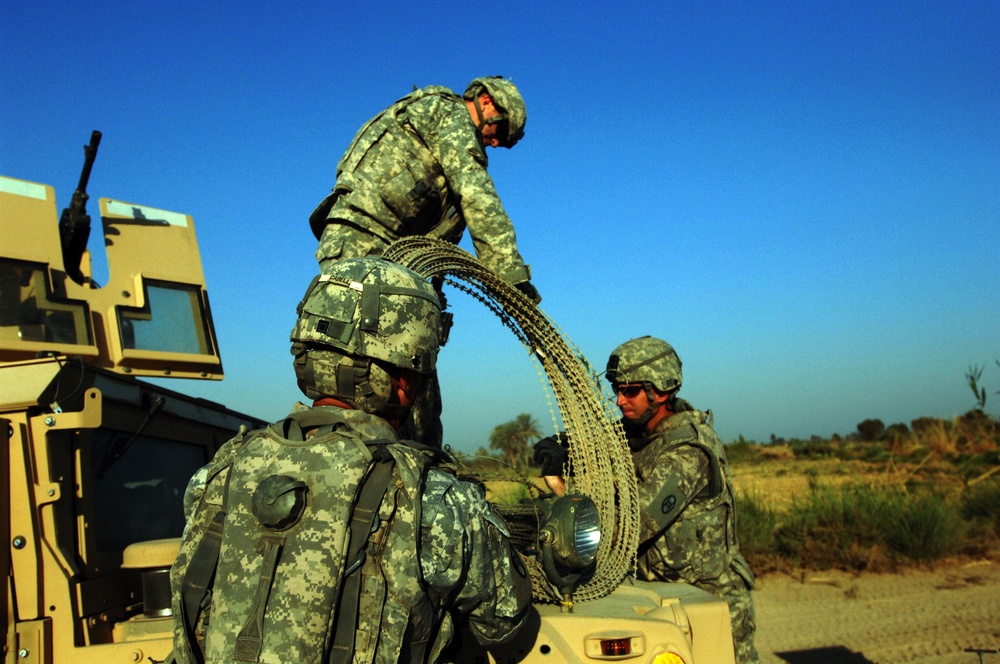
[309,76,535,299]
[309,76,538,447]
[171,258,531,662]
[606,336,759,664]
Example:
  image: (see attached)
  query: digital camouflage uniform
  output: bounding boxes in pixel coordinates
[628,401,759,664]
[309,84,533,449]
[310,85,531,285]
[172,405,531,663]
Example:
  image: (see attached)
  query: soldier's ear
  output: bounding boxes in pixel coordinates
[391,369,424,407]
[650,388,672,407]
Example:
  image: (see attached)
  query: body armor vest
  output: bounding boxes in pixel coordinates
[170,409,443,664]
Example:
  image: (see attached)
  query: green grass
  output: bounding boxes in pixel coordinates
[726,410,1000,571]
[735,489,779,570]
[735,481,970,572]
[961,479,1000,534]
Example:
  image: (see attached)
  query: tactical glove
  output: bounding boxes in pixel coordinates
[533,433,568,476]
[513,280,542,305]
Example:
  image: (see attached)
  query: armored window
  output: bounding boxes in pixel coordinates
[87,429,206,552]
[0,257,93,347]
[116,280,214,355]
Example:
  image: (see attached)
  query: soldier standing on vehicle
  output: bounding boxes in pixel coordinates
[310,76,538,300]
[170,257,532,663]
[309,76,540,448]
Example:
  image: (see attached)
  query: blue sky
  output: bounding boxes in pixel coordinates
[3,1,998,452]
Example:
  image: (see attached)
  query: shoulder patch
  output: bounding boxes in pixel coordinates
[644,473,688,533]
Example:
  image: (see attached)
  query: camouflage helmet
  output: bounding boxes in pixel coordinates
[290,258,442,414]
[605,336,683,393]
[464,76,526,148]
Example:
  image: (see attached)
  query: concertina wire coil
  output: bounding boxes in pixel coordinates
[384,237,638,603]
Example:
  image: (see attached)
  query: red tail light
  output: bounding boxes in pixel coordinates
[600,638,632,656]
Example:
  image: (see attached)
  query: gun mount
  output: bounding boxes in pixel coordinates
[2,136,265,664]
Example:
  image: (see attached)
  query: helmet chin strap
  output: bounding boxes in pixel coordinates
[471,96,488,133]
[470,95,507,141]
[622,384,660,428]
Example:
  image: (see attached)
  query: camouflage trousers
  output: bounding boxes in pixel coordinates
[317,221,444,449]
[699,566,759,664]
[315,220,390,266]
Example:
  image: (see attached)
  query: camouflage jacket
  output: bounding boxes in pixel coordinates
[310,86,531,285]
[171,405,530,663]
[629,406,755,589]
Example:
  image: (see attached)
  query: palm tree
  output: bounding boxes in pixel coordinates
[488,413,543,468]
[510,413,543,467]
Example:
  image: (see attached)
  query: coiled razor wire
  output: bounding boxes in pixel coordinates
[384,237,638,603]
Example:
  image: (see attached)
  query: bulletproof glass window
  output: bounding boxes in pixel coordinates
[0,258,93,346]
[116,280,213,355]
[86,429,206,553]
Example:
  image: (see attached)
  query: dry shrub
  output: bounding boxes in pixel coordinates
[955,412,999,454]
[757,445,795,460]
[922,419,958,456]
[844,542,896,573]
[913,413,1000,458]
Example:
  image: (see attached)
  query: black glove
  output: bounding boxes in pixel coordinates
[513,280,542,305]
[533,433,568,476]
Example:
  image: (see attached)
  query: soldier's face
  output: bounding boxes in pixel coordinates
[614,383,649,420]
[481,124,501,148]
[615,383,670,426]
[476,94,503,148]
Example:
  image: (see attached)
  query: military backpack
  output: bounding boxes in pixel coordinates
[169,410,445,664]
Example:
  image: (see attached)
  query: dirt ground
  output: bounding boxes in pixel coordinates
[753,559,1000,664]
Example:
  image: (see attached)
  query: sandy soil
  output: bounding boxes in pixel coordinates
[753,560,1000,664]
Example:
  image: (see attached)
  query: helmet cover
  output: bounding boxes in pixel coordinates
[605,336,683,393]
[292,345,401,416]
[290,257,442,374]
[464,76,526,148]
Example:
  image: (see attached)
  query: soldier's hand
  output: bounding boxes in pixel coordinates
[533,434,568,476]
[513,280,542,305]
[542,474,566,497]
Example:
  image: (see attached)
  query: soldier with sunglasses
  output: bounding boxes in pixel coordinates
[534,335,759,663]
[606,336,759,664]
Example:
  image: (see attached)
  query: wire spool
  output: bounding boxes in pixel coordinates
[384,237,638,603]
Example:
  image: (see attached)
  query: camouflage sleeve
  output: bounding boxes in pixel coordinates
[420,469,532,646]
[407,97,531,285]
[634,443,711,541]
[181,426,250,533]
[182,465,209,525]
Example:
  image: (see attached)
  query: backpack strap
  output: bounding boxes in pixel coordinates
[234,532,286,662]
[328,442,397,664]
[269,409,351,440]
[178,510,225,664]
[396,436,455,466]
[176,427,254,663]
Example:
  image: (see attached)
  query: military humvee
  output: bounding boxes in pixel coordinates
[2,137,736,664]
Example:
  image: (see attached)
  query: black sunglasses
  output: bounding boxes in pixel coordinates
[612,384,645,398]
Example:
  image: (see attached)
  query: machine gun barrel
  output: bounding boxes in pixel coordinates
[58,130,102,284]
